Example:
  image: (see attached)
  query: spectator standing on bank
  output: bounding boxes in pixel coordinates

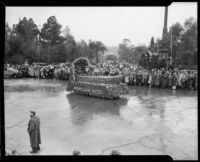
[148,71,152,88]
[172,72,178,90]
[195,73,198,90]
[125,74,130,85]
[155,71,160,88]
[162,71,168,88]
[129,71,134,85]
[27,111,41,153]
[168,70,173,88]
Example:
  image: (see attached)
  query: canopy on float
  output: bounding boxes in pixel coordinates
[72,57,97,70]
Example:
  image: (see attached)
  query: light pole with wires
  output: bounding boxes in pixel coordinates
[170,26,173,65]
[37,25,42,62]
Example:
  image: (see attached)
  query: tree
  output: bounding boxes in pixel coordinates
[118,39,132,63]
[6,35,22,61]
[5,18,40,64]
[77,40,91,59]
[40,16,65,63]
[165,18,197,66]
[16,17,39,41]
[150,37,155,52]
[118,39,147,64]
[89,40,107,63]
[152,18,197,67]
[133,45,147,65]
[63,34,77,62]
[105,54,117,63]
[122,39,131,47]
[5,23,11,62]
[4,16,110,65]
[184,17,196,31]
[40,16,64,46]
[180,17,197,65]
[168,22,184,63]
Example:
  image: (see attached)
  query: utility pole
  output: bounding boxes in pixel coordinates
[171,27,173,65]
[48,42,50,64]
[37,25,42,62]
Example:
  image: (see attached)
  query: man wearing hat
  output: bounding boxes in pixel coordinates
[27,111,41,153]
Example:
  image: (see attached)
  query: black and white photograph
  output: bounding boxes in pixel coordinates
[3,2,198,160]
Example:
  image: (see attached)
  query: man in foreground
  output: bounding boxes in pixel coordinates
[27,111,41,153]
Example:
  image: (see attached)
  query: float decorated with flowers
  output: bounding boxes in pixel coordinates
[66,57,128,99]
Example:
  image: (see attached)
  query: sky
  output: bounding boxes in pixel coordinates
[6,2,197,47]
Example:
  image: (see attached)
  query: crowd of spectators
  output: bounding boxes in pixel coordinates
[5,63,198,90]
[27,65,70,80]
[90,64,198,90]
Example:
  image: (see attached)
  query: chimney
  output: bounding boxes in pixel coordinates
[162,6,168,41]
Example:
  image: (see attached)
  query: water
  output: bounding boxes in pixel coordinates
[4,78,198,159]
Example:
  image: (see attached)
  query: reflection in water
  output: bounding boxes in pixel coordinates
[137,94,166,120]
[4,85,63,93]
[128,86,196,121]
[4,79,67,97]
[129,85,197,97]
[131,87,167,120]
[66,93,128,126]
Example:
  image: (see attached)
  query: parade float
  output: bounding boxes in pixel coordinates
[66,57,128,99]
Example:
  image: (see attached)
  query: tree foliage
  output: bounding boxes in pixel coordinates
[118,39,147,64]
[5,16,197,67]
[88,40,107,63]
[166,17,197,66]
[16,17,39,41]
[149,37,156,52]
[105,54,117,63]
[4,15,109,65]
[5,17,40,63]
[139,17,197,68]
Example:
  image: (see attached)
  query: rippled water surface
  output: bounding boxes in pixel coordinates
[4,79,198,159]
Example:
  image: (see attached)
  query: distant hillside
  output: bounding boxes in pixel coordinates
[105,46,119,57]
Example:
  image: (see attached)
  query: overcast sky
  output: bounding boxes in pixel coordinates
[6,2,197,47]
